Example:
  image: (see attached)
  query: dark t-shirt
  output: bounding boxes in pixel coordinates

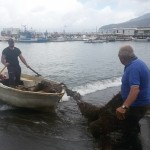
[2,47,21,67]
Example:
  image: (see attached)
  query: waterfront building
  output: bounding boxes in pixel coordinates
[134,28,150,37]
[99,27,150,37]
[114,28,136,36]
[1,28,20,37]
[99,28,136,36]
[98,28,115,35]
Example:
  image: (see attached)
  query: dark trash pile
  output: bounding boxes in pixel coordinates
[33,80,63,93]
[65,87,124,137]
[63,85,144,149]
[16,80,63,93]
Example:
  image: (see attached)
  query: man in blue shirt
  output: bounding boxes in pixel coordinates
[116,45,150,133]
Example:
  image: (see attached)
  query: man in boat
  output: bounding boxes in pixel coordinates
[116,45,150,135]
[1,38,30,87]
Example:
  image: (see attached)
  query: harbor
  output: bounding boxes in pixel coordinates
[0,27,150,43]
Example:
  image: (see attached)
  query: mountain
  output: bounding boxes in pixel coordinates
[100,13,150,29]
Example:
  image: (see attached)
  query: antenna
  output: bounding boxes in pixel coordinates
[21,25,27,31]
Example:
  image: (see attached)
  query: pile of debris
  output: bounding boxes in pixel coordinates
[65,87,124,137]
[33,80,63,93]
[63,85,145,150]
[16,80,63,93]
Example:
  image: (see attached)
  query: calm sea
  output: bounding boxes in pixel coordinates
[0,41,149,150]
[1,41,150,95]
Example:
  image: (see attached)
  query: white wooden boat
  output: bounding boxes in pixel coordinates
[0,74,65,111]
[132,37,149,42]
[84,39,106,43]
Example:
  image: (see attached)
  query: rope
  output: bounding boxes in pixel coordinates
[60,83,82,103]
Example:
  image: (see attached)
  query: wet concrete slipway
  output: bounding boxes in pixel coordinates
[0,86,149,150]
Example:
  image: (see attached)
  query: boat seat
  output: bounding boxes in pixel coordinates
[21,78,36,87]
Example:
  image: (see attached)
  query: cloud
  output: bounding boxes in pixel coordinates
[0,0,150,32]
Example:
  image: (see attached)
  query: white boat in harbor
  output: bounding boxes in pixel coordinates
[84,38,106,43]
[51,36,66,42]
[132,37,150,42]
[0,74,64,111]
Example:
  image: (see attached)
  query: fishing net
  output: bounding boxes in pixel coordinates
[15,80,63,93]
[64,85,146,148]
[33,80,63,93]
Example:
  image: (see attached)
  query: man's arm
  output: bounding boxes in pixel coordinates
[19,54,29,68]
[1,54,9,66]
[116,86,140,120]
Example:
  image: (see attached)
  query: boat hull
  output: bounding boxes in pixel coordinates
[18,38,48,43]
[0,74,64,111]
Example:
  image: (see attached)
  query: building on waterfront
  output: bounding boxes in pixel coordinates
[1,28,20,37]
[99,28,136,36]
[99,27,150,37]
[134,27,150,38]
[98,28,115,35]
[114,28,136,36]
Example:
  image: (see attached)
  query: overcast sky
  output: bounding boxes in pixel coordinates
[0,0,150,32]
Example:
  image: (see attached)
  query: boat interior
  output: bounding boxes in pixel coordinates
[0,73,63,93]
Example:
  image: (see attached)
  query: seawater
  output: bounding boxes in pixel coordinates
[1,41,150,96]
[0,41,150,150]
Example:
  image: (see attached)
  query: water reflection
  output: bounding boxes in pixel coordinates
[0,108,58,136]
[0,101,94,150]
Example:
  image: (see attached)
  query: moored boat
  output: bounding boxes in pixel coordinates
[132,37,150,42]
[18,28,48,43]
[84,39,106,43]
[0,74,65,111]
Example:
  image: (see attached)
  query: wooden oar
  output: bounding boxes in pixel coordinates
[28,66,41,76]
[0,66,6,75]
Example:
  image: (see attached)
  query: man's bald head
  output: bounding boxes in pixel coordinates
[118,45,136,65]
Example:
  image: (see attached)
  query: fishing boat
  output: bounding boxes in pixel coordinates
[132,37,150,42]
[84,38,106,43]
[18,28,48,43]
[0,74,65,111]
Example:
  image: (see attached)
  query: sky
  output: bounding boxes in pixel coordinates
[0,0,150,32]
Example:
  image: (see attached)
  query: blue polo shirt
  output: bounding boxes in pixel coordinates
[121,57,150,107]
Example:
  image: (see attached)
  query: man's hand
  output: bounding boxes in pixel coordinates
[26,65,30,68]
[116,107,127,120]
[4,62,9,66]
